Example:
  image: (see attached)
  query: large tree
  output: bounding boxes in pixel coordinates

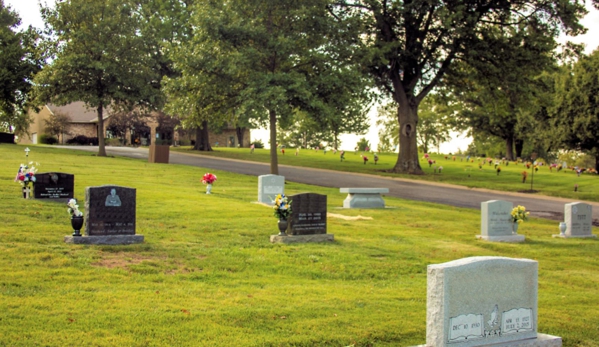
[36,0,158,156]
[552,49,599,171]
[331,0,586,174]
[0,1,43,136]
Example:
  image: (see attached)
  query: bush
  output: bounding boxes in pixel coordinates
[66,135,99,146]
[40,134,58,145]
[251,140,264,148]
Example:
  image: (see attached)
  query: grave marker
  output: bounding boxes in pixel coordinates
[33,172,74,200]
[270,193,333,243]
[258,174,285,205]
[64,185,143,244]
[553,202,596,239]
[477,200,525,243]
[414,256,561,347]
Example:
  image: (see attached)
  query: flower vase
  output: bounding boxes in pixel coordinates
[512,222,519,234]
[559,222,567,236]
[277,218,288,236]
[71,215,84,236]
[206,184,212,194]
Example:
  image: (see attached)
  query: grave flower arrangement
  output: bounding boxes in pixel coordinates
[14,162,38,187]
[201,173,217,185]
[511,205,529,224]
[67,198,83,217]
[272,194,292,220]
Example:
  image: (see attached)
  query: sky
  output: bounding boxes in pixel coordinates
[7,0,599,152]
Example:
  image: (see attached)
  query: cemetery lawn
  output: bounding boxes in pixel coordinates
[1,144,598,347]
[172,147,599,202]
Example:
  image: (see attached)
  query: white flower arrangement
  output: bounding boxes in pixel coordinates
[67,199,83,217]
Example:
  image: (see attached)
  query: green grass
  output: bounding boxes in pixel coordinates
[173,146,599,202]
[0,144,598,346]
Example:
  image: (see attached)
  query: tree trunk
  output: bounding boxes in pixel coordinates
[595,154,599,173]
[193,121,212,151]
[97,103,106,156]
[391,102,423,174]
[236,126,246,147]
[505,135,514,161]
[269,109,279,175]
[515,139,524,159]
[333,132,339,150]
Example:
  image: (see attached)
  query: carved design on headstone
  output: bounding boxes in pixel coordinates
[85,185,135,236]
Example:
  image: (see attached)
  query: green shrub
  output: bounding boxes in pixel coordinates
[251,139,264,148]
[40,134,58,145]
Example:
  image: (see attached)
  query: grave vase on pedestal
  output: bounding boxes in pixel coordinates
[277,218,288,236]
[71,216,84,236]
[559,222,567,236]
[22,186,31,199]
[206,184,212,194]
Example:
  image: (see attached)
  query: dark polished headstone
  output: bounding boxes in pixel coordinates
[34,172,74,200]
[85,185,136,236]
[288,193,327,235]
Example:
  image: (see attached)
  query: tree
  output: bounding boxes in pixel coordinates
[279,110,333,149]
[330,0,586,174]
[44,111,71,144]
[106,110,150,145]
[0,1,43,136]
[36,0,158,156]
[552,50,599,171]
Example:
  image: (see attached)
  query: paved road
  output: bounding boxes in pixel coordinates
[57,146,599,223]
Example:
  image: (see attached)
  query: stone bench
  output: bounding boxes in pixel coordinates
[340,188,389,208]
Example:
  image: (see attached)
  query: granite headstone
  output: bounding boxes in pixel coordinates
[258,174,285,204]
[85,185,136,235]
[477,200,524,242]
[555,202,596,238]
[414,256,561,347]
[33,172,74,200]
[288,193,327,235]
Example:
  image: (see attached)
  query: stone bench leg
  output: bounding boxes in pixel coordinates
[343,193,385,208]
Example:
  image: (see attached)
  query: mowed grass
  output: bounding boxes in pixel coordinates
[0,144,598,347]
[173,147,599,202]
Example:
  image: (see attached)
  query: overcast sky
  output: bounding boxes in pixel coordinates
[6,0,599,152]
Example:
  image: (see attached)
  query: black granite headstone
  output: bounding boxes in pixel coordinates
[288,193,327,235]
[34,172,74,200]
[85,185,136,236]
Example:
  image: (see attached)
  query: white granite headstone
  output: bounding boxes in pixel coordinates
[555,202,596,238]
[258,174,285,205]
[478,200,524,242]
[416,256,561,347]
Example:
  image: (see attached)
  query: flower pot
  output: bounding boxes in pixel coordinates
[71,215,84,236]
[278,218,288,236]
[206,184,212,194]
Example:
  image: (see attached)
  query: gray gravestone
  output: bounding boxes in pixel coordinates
[414,256,561,347]
[270,193,334,243]
[555,202,596,238]
[64,185,143,244]
[258,174,285,204]
[477,200,524,243]
[340,188,389,208]
[33,172,74,200]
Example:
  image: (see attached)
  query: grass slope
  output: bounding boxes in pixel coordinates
[173,147,599,202]
[0,144,598,346]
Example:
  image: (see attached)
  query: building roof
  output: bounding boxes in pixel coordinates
[46,102,111,123]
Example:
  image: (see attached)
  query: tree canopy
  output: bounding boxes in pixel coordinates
[0,0,43,136]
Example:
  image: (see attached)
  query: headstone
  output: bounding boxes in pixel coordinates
[477,200,525,243]
[33,172,74,200]
[414,256,561,347]
[553,202,596,239]
[64,185,143,244]
[258,174,285,204]
[270,193,333,243]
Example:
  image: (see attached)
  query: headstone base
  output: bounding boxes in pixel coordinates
[552,233,596,239]
[413,333,562,347]
[270,234,334,244]
[64,235,144,245]
[476,234,525,243]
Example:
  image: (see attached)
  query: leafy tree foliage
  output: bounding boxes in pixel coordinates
[43,111,71,144]
[0,1,43,136]
[552,50,599,171]
[36,0,159,156]
[330,0,586,174]
[106,110,151,145]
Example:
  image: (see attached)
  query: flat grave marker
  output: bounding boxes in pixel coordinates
[33,172,74,200]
